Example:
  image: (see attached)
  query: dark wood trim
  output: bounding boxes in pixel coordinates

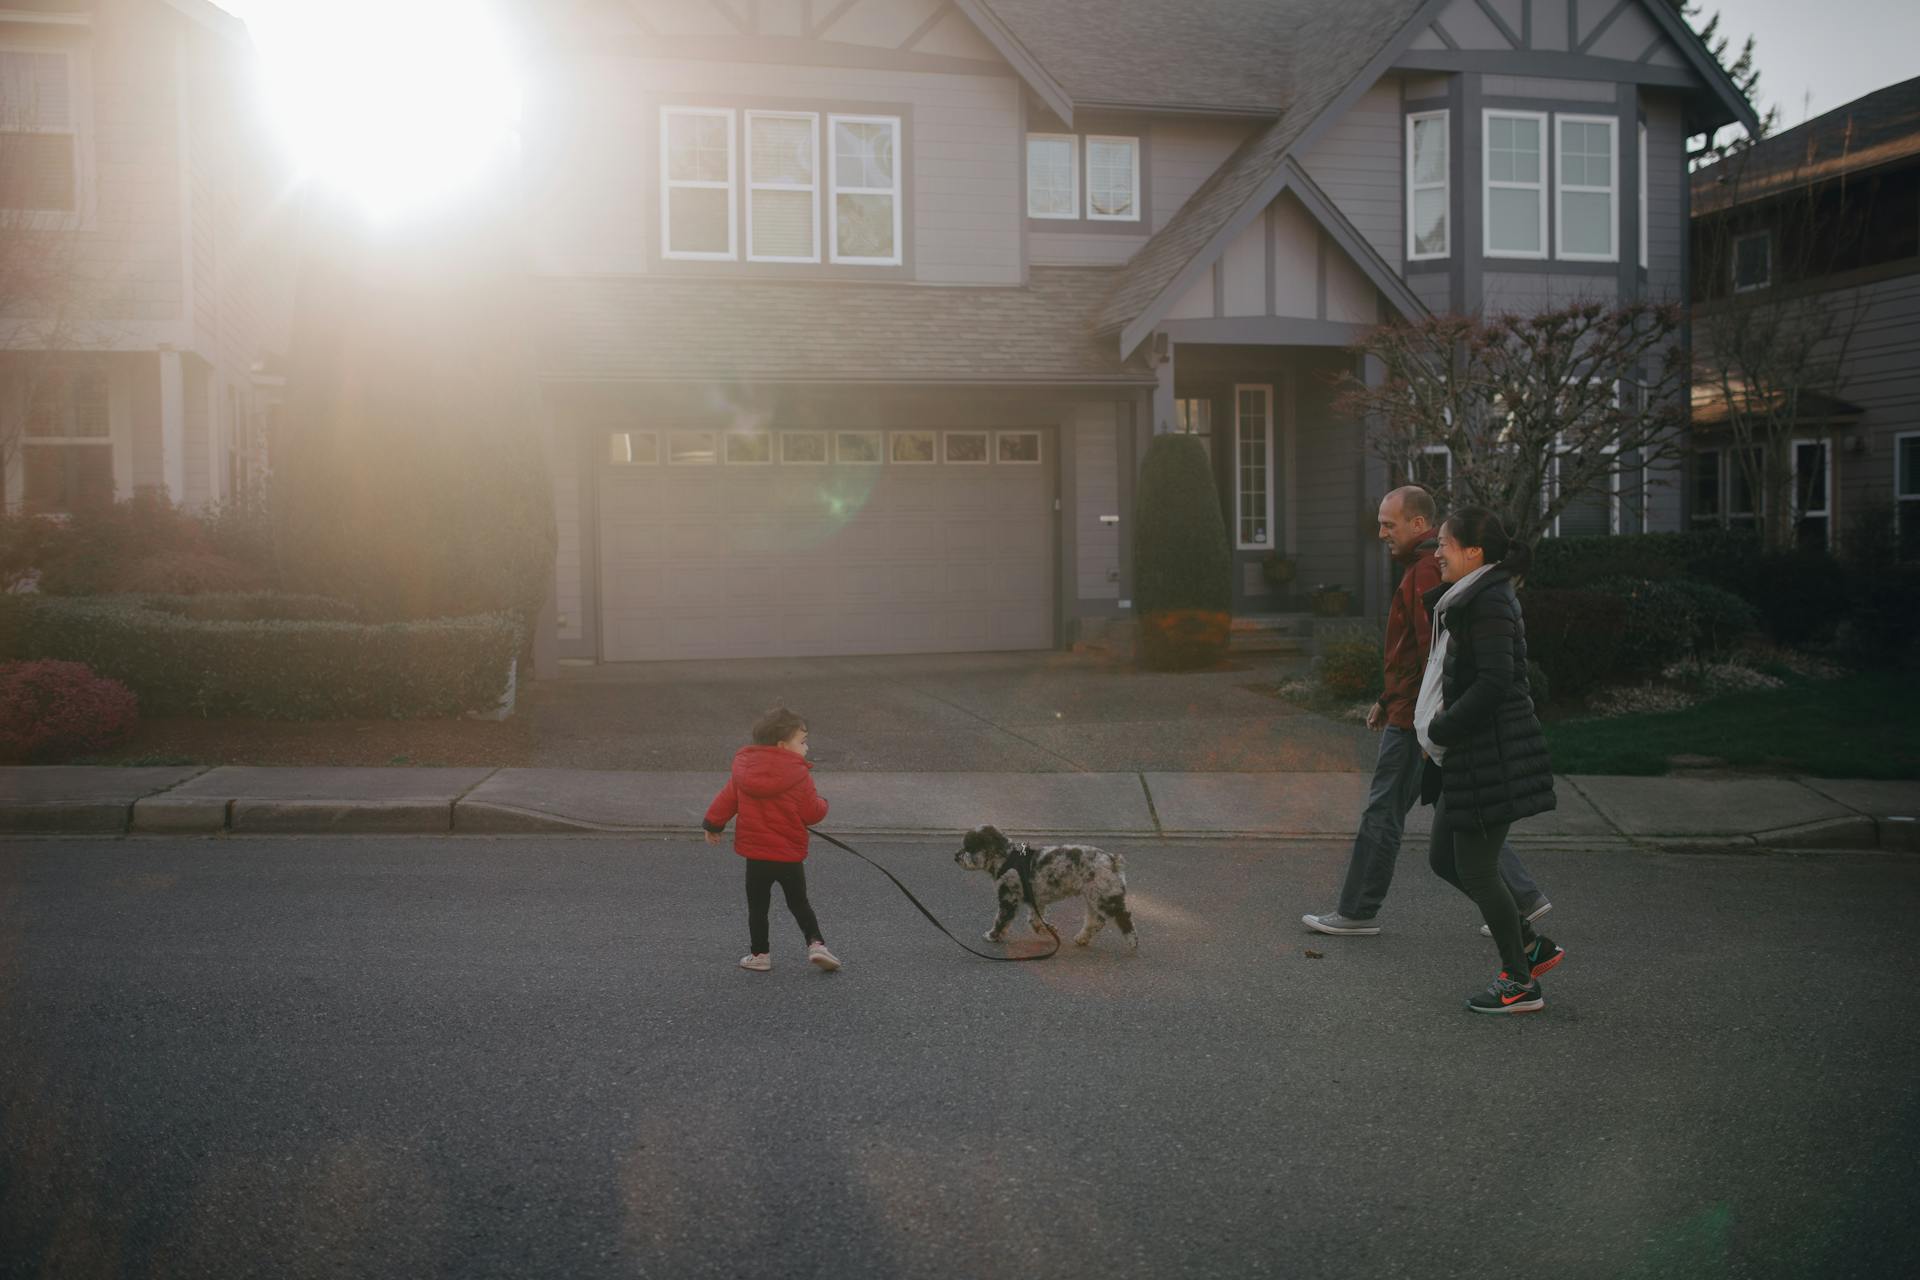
[1473,0,1523,49]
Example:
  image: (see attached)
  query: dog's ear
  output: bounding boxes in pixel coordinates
[979,824,1003,846]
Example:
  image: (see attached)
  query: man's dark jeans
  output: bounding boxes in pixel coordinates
[1337,726,1542,921]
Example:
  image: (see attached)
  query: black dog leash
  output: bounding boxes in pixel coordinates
[809,828,1061,962]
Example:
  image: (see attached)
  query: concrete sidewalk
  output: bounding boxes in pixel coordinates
[3,766,1915,851]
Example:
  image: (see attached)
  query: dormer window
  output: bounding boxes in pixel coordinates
[0,46,81,214]
[1025,131,1139,223]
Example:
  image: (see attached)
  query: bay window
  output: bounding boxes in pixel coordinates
[1406,110,1449,260]
[1484,110,1547,258]
[1556,115,1618,261]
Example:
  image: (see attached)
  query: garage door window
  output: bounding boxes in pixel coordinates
[724,430,772,464]
[996,431,1041,464]
[782,431,828,464]
[607,430,659,464]
[836,430,882,464]
[944,431,989,464]
[890,430,935,464]
[669,430,718,464]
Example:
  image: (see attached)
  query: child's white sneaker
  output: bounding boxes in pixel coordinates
[807,942,841,972]
[738,953,771,971]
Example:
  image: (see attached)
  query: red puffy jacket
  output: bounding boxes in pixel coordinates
[702,745,828,862]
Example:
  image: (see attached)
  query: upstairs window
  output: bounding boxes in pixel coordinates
[661,107,735,260]
[1026,133,1078,219]
[830,114,902,265]
[746,111,819,263]
[1556,115,1617,261]
[1406,110,1449,260]
[1733,230,1771,292]
[1085,135,1139,221]
[1484,110,1546,258]
[0,47,79,213]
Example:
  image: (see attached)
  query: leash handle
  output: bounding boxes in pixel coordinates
[809,828,1060,963]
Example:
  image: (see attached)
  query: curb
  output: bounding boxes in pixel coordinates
[0,802,134,835]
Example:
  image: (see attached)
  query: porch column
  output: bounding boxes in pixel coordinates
[158,348,186,502]
[1359,353,1391,620]
[1150,333,1176,435]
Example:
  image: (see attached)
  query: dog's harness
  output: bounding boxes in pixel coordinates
[1000,842,1042,913]
[809,828,1061,963]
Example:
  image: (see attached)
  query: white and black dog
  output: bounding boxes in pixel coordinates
[953,825,1136,952]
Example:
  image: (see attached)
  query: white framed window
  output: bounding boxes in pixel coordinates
[1411,444,1452,492]
[1555,114,1617,262]
[1026,133,1078,220]
[607,431,660,465]
[835,430,883,464]
[1173,398,1213,462]
[889,430,936,464]
[1234,384,1274,549]
[0,46,82,216]
[780,431,828,465]
[1637,121,1649,269]
[1733,230,1771,292]
[1896,433,1920,558]
[1406,110,1449,260]
[995,431,1041,464]
[829,114,902,265]
[723,430,773,464]
[667,429,718,464]
[1085,135,1139,221]
[746,110,819,263]
[943,431,989,464]
[1484,110,1547,259]
[1547,437,1623,537]
[20,362,112,514]
[661,107,736,261]
[1791,437,1831,549]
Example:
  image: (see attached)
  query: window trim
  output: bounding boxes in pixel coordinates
[1791,436,1833,547]
[1406,109,1450,262]
[828,112,903,266]
[1484,109,1549,260]
[1896,432,1920,556]
[0,42,90,225]
[1233,383,1275,551]
[1413,443,1452,489]
[1546,435,1623,537]
[1025,131,1079,221]
[660,106,737,262]
[744,109,820,265]
[1732,229,1772,293]
[1554,113,1618,263]
[1083,133,1141,223]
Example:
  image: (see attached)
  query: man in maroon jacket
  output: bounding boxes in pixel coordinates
[1303,486,1550,936]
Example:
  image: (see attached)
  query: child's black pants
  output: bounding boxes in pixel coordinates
[744,858,824,954]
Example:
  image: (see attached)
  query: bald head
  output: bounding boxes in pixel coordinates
[1377,485,1437,560]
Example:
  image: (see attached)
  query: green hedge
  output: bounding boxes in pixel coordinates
[1527,530,1761,590]
[0,595,520,719]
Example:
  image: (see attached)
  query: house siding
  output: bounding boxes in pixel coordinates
[1029,230,1149,267]
[1828,270,1920,531]
[528,55,1024,284]
[1644,91,1687,302]
[1150,119,1259,232]
[1301,75,1404,271]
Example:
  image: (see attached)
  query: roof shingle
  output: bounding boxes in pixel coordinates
[1693,76,1920,215]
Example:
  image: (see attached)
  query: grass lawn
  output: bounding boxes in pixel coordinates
[1543,671,1920,779]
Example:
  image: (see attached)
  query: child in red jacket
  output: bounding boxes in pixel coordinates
[703,707,841,973]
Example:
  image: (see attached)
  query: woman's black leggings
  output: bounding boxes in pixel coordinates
[1428,795,1535,979]
[745,858,824,954]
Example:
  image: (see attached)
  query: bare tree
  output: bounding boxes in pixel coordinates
[1334,301,1690,547]
[1692,137,1872,552]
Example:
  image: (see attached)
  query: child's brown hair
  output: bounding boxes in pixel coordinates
[751,706,807,746]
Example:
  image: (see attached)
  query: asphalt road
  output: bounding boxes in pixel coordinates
[3,835,1917,1279]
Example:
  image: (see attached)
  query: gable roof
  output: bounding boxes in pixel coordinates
[1092,0,1435,353]
[1693,75,1920,216]
[536,267,1151,386]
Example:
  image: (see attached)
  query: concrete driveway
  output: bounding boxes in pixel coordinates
[521,650,1372,773]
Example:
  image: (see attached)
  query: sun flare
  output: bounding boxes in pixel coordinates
[247,0,522,220]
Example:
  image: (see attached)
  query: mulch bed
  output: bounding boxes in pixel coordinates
[86,716,535,767]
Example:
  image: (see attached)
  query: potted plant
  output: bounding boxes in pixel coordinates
[1311,583,1350,617]
[1259,553,1297,588]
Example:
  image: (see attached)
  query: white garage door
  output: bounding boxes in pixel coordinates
[597,428,1055,661]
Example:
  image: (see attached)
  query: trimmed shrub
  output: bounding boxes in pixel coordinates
[101,550,270,596]
[1315,637,1384,702]
[0,659,139,763]
[1528,530,1761,590]
[1518,587,1627,698]
[1747,550,1851,645]
[1659,579,1760,661]
[1596,578,1698,674]
[1843,564,1920,665]
[0,512,56,592]
[0,595,520,719]
[31,490,214,596]
[138,593,362,623]
[1132,434,1232,670]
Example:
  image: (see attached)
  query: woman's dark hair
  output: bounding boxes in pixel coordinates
[1441,506,1534,578]
[752,706,807,746]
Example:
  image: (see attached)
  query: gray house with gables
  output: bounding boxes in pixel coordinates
[527,0,1756,669]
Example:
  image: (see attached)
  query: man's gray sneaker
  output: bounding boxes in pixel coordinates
[1303,912,1382,936]
[1479,899,1552,936]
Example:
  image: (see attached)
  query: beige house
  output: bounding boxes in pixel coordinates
[0,0,290,518]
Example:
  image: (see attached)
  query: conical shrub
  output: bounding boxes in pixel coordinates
[1131,433,1232,669]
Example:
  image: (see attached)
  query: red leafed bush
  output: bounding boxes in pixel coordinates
[101,549,270,596]
[0,660,140,763]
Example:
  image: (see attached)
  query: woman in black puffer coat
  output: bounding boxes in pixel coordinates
[1415,507,1562,1014]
